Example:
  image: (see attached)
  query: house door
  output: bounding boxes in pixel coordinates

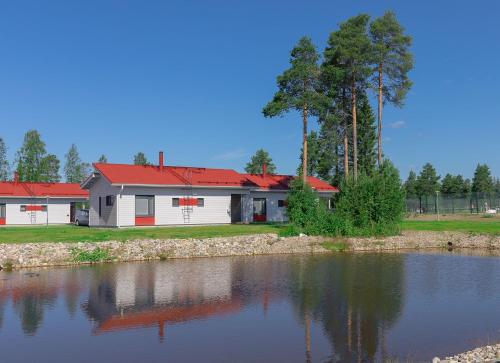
[253,198,267,222]
[0,204,5,225]
[230,194,242,223]
[70,202,76,223]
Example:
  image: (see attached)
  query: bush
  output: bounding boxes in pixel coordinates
[335,160,405,236]
[71,247,111,263]
[285,160,405,237]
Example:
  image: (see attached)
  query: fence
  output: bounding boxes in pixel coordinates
[406,192,500,214]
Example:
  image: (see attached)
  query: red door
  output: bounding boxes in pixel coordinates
[252,198,267,222]
[0,204,5,225]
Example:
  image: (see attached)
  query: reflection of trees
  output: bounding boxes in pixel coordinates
[289,254,405,362]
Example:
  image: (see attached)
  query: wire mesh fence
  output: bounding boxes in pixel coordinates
[406,192,500,214]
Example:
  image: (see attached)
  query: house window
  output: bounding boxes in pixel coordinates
[278,200,287,208]
[106,195,114,206]
[197,198,204,207]
[20,205,26,212]
[136,195,154,216]
[0,204,5,218]
[41,205,47,212]
[99,197,102,217]
[172,198,179,207]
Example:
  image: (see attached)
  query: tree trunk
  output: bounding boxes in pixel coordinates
[302,105,308,184]
[352,82,358,180]
[304,312,311,363]
[377,63,383,166]
[343,129,349,178]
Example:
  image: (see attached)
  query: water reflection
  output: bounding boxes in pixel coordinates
[0,252,499,362]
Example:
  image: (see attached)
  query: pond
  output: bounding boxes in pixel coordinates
[0,251,499,362]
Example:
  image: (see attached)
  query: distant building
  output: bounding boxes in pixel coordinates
[0,174,88,225]
[81,152,337,227]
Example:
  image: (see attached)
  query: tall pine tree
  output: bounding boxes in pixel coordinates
[64,144,88,183]
[263,36,326,183]
[245,149,277,174]
[15,130,47,182]
[0,137,10,181]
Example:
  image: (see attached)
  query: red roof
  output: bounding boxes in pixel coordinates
[92,163,337,192]
[0,181,88,198]
[243,174,338,192]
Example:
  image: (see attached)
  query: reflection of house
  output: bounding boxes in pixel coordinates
[84,260,239,335]
[81,152,337,227]
[0,175,88,225]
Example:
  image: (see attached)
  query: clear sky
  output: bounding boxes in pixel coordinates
[1,0,499,180]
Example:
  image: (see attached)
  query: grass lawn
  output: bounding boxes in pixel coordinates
[402,219,500,235]
[0,224,282,244]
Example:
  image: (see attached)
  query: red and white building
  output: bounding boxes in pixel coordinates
[0,178,89,225]
[81,152,337,227]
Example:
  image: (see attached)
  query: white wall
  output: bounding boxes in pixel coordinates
[242,191,289,223]
[89,177,120,227]
[119,186,239,226]
[0,198,85,225]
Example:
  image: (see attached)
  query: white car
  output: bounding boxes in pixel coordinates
[75,209,90,226]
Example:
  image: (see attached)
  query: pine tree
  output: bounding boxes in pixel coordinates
[263,37,326,183]
[40,154,61,182]
[0,137,10,181]
[326,14,373,179]
[245,149,277,174]
[370,11,413,166]
[298,131,321,177]
[356,92,377,175]
[98,155,107,163]
[416,163,440,196]
[15,130,47,182]
[404,170,418,198]
[133,152,149,165]
[472,164,493,193]
[64,144,87,183]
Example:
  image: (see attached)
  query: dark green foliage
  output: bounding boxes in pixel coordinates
[355,92,377,175]
[71,247,111,263]
[263,36,326,180]
[472,164,494,193]
[15,130,48,182]
[286,178,321,230]
[133,152,149,165]
[416,163,440,196]
[40,154,61,183]
[0,137,10,181]
[334,160,405,236]
[98,155,107,163]
[370,11,413,107]
[404,170,418,198]
[297,131,321,177]
[245,149,276,174]
[64,144,88,183]
[441,174,470,196]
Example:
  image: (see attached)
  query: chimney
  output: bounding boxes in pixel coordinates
[159,151,164,172]
[262,163,267,178]
[13,171,19,184]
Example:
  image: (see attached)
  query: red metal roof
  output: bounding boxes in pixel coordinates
[93,163,337,192]
[243,174,338,192]
[0,181,88,198]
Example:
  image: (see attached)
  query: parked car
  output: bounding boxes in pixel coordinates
[75,209,89,226]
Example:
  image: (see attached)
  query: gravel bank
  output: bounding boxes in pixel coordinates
[433,343,500,362]
[0,230,499,269]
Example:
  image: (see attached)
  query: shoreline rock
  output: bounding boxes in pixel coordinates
[433,343,500,362]
[0,230,499,270]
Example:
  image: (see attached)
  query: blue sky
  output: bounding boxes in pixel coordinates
[0,0,499,180]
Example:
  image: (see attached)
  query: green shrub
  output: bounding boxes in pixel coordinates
[71,247,111,263]
[278,224,301,237]
[285,160,405,237]
[1,260,14,271]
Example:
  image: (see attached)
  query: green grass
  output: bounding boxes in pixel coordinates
[71,247,111,263]
[0,224,282,244]
[402,219,500,235]
[321,240,349,252]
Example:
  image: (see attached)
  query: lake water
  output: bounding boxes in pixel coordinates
[0,251,499,362]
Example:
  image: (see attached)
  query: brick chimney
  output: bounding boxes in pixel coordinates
[159,151,164,172]
[13,171,19,184]
[262,163,267,178]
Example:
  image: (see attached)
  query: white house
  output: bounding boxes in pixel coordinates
[0,177,89,225]
[81,152,337,227]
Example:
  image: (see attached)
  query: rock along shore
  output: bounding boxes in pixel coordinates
[433,343,500,362]
[0,230,499,270]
